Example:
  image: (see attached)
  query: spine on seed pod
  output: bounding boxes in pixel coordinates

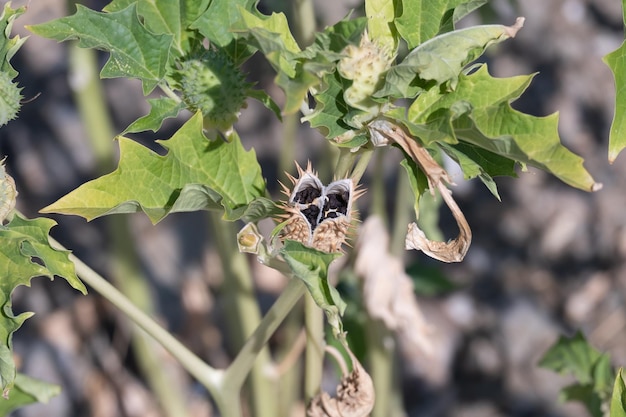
[276,162,362,253]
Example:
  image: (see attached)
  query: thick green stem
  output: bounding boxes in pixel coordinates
[224,278,306,388]
[49,237,224,398]
[390,169,412,257]
[291,0,316,48]
[209,213,277,417]
[367,321,396,417]
[303,292,324,403]
[350,147,374,184]
[367,148,397,417]
[335,147,357,179]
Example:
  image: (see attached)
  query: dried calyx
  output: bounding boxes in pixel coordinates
[277,162,361,253]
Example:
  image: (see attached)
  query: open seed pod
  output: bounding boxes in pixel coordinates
[278,163,359,253]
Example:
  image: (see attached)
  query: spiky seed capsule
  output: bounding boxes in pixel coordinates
[0,71,22,127]
[0,158,17,224]
[337,30,394,112]
[175,49,249,133]
[278,163,360,253]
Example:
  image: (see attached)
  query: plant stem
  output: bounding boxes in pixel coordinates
[68,42,191,417]
[48,236,225,397]
[367,147,396,417]
[335,147,357,180]
[367,321,395,417]
[390,168,412,256]
[209,214,277,417]
[224,277,306,388]
[303,292,324,403]
[350,147,374,184]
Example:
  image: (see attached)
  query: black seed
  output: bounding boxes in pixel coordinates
[301,205,321,230]
[294,185,322,205]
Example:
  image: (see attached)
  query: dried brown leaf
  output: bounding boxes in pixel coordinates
[368,121,472,262]
[355,216,433,354]
[307,347,374,417]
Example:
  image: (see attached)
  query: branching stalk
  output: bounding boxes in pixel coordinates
[48,236,224,396]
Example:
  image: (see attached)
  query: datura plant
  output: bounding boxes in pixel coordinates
[0,0,617,415]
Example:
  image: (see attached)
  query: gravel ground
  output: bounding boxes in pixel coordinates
[1,0,625,416]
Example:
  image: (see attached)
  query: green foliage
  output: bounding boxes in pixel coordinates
[0,3,25,126]
[0,374,61,416]
[280,240,345,336]
[603,0,626,163]
[0,214,85,399]
[539,332,616,417]
[4,0,613,414]
[611,369,626,417]
[41,113,267,224]
[28,4,173,94]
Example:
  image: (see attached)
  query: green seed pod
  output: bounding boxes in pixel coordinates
[337,31,393,113]
[175,49,250,133]
[0,158,17,224]
[0,71,22,127]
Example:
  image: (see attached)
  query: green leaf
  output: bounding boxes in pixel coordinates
[139,0,210,54]
[377,18,524,98]
[191,0,256,48]
[560,383,603,417]
[0,215,85,397]
[611,369,626,417]
[603,40,626,163]
[41,112,266,223]
[280,241,345,336]
[365,0,398,51]
[399,154,429,218]
[28,4,173,94]
[0,373,61,416]
[539,332,609,385]
[395,0,449,48]
[438,141,516,200]
[0,4,25,127]
[123,97,185,134]
[303,71,353,139]
[247,89,282,121]
[408,65,600,192]
[0,3,26,79]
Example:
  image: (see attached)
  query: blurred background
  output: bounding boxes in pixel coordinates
[1,0,625,416]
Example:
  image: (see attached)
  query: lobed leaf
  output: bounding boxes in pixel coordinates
[191,0,256,48]
[302,71,353,139]
[377,18,524,98]
[0,215,85,397]
[41,112,267,223]
[123,97,185,134]
[0,373,61,415]
[407,65,600,192]
[438,141,516,200]
[28,4,172,94]
[0,4,25,127]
